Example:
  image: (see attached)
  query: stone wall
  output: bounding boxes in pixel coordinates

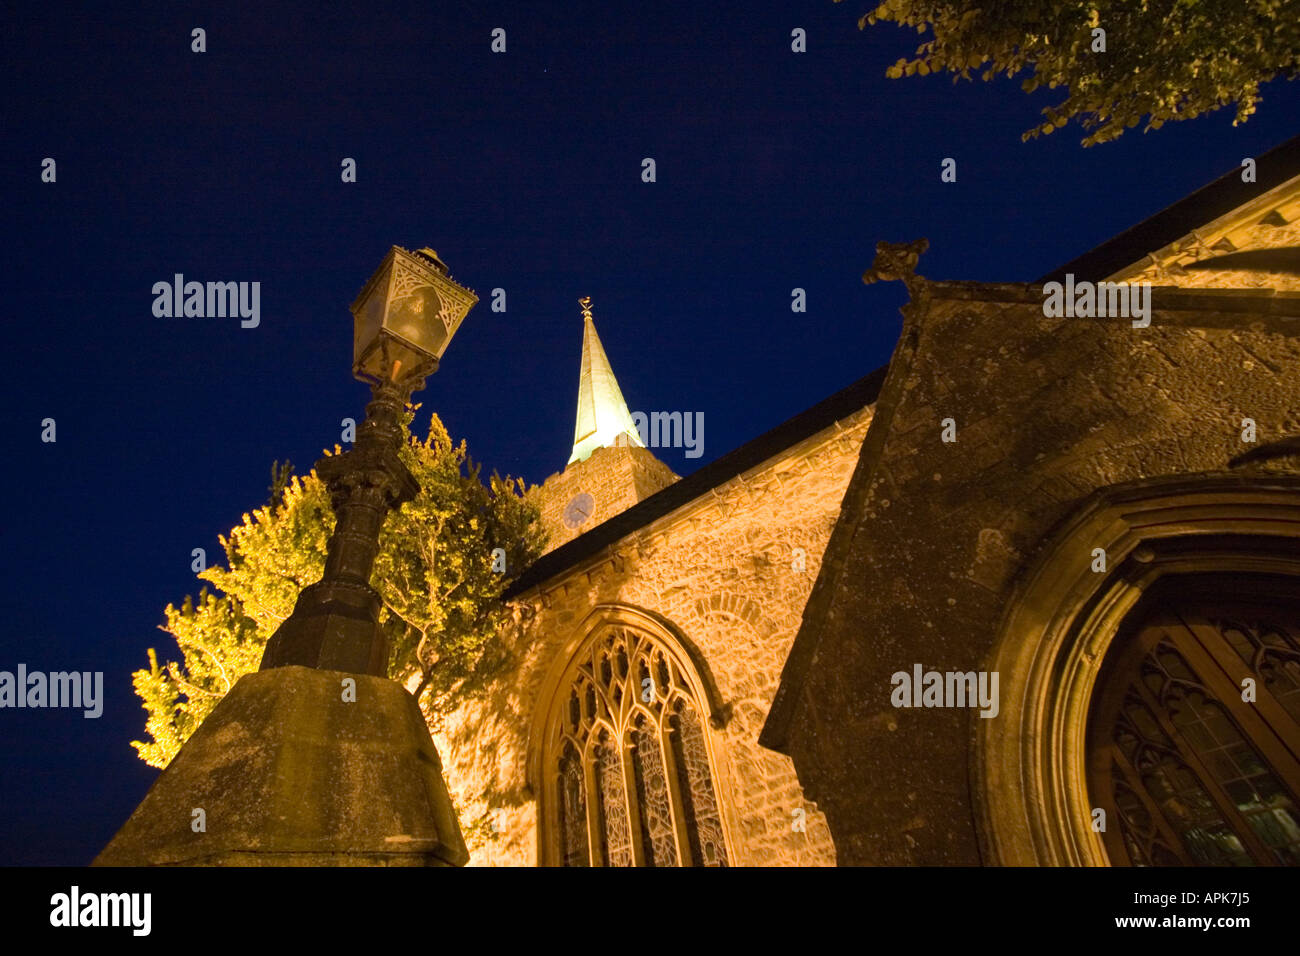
[775,282,1300,865]
[534,444,679,554]
[434,402,874,865]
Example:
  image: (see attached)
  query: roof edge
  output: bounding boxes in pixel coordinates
[505,366,888,599]
[1035,134,1300,284]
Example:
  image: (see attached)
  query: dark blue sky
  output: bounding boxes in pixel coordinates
[3,1,1298,865]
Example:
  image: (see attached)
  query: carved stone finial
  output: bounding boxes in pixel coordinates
[861,239,930,294]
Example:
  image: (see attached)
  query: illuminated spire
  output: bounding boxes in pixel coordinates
[568,296,645,464]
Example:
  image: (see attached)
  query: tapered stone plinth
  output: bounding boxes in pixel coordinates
[94,666,467,867]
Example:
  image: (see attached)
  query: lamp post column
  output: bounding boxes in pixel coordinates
[93,246,475,868]
[260,376,425,678]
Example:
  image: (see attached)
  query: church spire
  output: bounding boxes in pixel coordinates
[568,296,645,465]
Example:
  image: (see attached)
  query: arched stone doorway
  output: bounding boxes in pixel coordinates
[977,475,1300,866]
[1087,574,1300,865]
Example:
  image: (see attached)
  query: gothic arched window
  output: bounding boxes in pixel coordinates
[543,625,728,867]
[1089,582,1300,866]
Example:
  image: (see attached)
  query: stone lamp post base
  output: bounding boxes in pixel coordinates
[94,666,467,867]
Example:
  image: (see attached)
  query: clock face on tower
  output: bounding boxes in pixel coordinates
[562,492,595,530]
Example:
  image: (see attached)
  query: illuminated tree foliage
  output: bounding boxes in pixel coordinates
[840,0,1300,145]
[132,408,545,769]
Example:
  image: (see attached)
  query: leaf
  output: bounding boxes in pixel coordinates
[853,0,1289,145]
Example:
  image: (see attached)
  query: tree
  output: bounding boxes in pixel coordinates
[131,408,546,769]
[840,0,1300,145]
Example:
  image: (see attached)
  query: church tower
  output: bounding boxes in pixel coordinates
[535,297,679,552]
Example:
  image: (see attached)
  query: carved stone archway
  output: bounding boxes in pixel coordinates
[527,604,734,866]
[976,475,1300,866]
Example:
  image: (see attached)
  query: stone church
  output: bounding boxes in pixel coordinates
[436,135,1300,867]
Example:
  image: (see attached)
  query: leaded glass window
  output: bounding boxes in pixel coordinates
[1089,586,1300,866]
[546,626,728,866]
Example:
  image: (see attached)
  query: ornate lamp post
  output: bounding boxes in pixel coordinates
[94,247,477,868]
[261,247,478,677]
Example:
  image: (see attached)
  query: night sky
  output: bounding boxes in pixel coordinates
[3,1,1298,866]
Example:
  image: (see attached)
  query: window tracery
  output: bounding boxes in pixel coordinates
[545,625,728,867]
[1092,601,1300,866]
